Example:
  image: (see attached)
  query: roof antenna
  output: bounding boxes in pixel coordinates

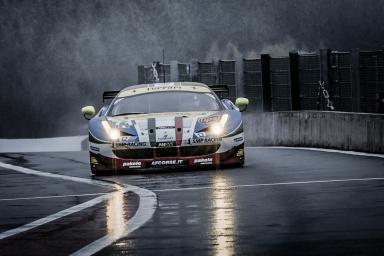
[162,49,165,84]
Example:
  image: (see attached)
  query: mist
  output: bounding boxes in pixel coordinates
[1,0,384,138]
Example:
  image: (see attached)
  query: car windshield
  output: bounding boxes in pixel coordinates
[108,91,221,116]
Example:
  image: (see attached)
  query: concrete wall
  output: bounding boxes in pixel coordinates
[0,136,87,153]
[244,111,384,154]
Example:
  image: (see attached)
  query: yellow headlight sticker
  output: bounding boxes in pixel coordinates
[236,149,244,157]
[90,157,99,164]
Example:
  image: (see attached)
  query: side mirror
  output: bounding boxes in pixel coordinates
[81,106,96,120]
[235,98,249,112]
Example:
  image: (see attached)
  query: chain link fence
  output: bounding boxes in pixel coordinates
[138,48,384,113]
[218,60,237,102]
[360,50,384,113]
[270,57,291,111]
[243,59,263,111]
[197,62,216,85]
[329,51,352,111]
[299,53,320,110]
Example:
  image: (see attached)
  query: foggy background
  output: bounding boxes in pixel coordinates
[1,0,384,138]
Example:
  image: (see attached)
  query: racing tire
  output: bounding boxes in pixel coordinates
[91,168,111,176]
[91,168,102,175]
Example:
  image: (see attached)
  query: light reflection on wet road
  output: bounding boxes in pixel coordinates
[211,176,235,256]
[1,148,384,255]
[106,190,126,240]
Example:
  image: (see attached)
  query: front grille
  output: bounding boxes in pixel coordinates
[113,148,153,159]
[156,147,178,157]
[180,145,219,157]
[114,145,219,159]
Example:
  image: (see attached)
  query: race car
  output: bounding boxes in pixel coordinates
[81,82,249,174]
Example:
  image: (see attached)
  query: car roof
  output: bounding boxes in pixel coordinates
[117,82,213,98]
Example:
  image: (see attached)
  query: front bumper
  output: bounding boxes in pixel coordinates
[90,143,244,171]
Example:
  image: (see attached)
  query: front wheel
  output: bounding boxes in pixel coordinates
[91,168,116,175]
[91,168,103,175]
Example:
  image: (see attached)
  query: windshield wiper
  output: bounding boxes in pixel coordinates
[112,112,147,117]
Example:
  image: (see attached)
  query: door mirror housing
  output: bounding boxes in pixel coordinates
[235,98,249,112]
[221,99,238,110]
[81,106,96,120]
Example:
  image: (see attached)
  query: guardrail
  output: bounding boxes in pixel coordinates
[244,111,384,154]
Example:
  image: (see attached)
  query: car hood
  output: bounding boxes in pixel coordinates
[108,111,220,121]
[105,111,224,144]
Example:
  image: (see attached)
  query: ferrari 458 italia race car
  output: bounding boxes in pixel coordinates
[81,82,249,174]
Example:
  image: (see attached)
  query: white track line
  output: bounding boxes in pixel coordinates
[0,162,157,256]
[0,162,111,187]
[0,192,117,240]
[72,187,156,256]
[249,146,384,158]
[0,193,108,202]
[153,177,384,193]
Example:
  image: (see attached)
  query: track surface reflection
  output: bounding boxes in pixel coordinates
[1,148,384,255]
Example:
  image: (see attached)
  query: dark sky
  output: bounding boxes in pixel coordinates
[1,0,384,138]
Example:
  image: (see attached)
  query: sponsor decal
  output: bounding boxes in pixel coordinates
[157,142,175,147]
[156,129,176,142]
[157,136,175,142]
[121,136,137,142]
[90,146,100,152]
[193,157,213,165]
[234,137,244,142]
[147,85,182,91]
[193,137,222,143]
[157,126,175,129]
[198,115,220,124]
[151,160,185,166]
[153,82,175,87]
[123,161,142,168]
[195,132,206,138]
[123,142,148,147]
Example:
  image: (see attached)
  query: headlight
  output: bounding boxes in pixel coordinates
[210,123,223,135]
[109,129,120,140]
[209,114,229,136]
[102,120,120,141]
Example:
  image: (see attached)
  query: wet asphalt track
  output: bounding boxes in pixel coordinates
[1,148,384,255]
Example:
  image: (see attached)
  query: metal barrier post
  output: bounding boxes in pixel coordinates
[138,65,145,84]
[351,49,361,112]
[289,51,301,110]
[261,54,272,112]
[319,49,331,110]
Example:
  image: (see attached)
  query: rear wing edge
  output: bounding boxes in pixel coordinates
[103,91,120,103]
[209,84,230,99]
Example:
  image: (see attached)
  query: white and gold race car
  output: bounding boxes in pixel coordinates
[81,82,248,175]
